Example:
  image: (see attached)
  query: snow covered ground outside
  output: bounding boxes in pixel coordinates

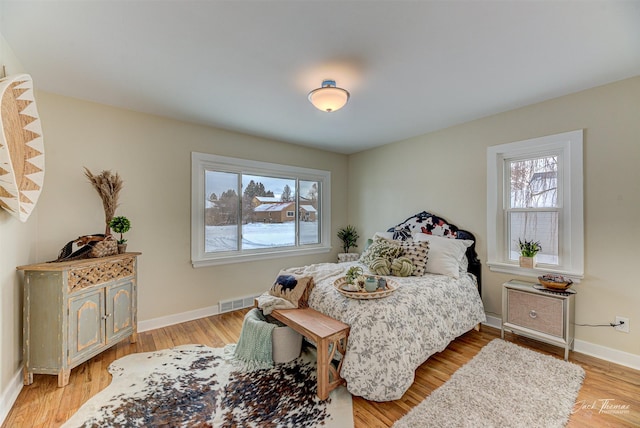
[206,221,319,252]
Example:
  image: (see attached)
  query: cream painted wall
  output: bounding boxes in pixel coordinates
[34,92,349,323]
[348,76,640,356]
[0,31,39,410]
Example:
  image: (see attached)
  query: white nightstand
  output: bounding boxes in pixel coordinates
[501,280,575,360]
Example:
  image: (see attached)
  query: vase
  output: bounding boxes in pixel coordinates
[117,243,128,254]
[364,277,378,292]
[519,256,535,269]
[338,253,360,263]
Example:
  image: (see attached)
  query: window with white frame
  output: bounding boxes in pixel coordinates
[486,130,584,279]
[191,153,331,267]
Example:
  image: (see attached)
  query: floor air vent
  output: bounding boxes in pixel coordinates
[218,295,259,314]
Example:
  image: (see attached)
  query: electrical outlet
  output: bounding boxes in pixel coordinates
[615,316,630,333]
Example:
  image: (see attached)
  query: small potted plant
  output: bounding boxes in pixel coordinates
[337,225,360,262]
[345,266,363,285]
[518,238,541,268]
[109,216,131,254]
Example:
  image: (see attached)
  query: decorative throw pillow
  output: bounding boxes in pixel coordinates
[269,271,315,308]
[397,240,429,276]
[359,236,402,266]
[369,257,392,276]
[413,233,473,278]
[390,257,415,277]
[369,256,415,277]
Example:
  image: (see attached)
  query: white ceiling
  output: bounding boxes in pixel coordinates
[2,1,639,154]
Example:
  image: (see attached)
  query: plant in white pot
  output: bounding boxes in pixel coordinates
[518,238,541,268]
[110,216,131,253]
[337,225,360,263]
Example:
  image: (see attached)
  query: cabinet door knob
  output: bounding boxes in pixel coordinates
[529,310,538,319]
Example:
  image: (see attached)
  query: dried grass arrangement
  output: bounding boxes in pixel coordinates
[84,167,123,235]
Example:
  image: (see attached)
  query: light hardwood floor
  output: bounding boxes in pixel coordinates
[3,309,639,427]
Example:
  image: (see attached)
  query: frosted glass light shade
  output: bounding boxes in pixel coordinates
[308,80,349,112]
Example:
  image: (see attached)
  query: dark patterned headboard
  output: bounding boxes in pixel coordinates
[386,211,482,295]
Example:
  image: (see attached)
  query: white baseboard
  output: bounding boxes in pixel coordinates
[138,304,221,332]
[0,367,23,426]
[138,294,260,332]
[574,339,640,371]
[482,314,502,330]
[483,312,640,371]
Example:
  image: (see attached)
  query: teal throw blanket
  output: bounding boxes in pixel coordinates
[234,308,276,367]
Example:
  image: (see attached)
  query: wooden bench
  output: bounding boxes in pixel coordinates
[270,307,350,400]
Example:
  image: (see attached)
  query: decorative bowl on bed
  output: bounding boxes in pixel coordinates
[333,277,397,299]
[538,274,573,290]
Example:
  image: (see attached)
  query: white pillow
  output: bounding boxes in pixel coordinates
[459,254,469,274]
[413,233,473,278]
[373,231,395,240]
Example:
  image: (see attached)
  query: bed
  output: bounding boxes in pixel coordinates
[284,211,486,402]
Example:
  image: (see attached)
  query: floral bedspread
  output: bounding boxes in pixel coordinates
[292,261,486,402]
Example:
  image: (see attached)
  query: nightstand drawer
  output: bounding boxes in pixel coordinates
[507,289,563,337]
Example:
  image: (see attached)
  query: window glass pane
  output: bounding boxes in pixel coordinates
[193,152,331,267]
[508,211,558,264]
[299,180,320,245]
[241,175,295,249]
[205,170,239,252]
[509,156,558,208]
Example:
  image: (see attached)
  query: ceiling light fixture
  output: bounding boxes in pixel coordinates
[308,79,350,113]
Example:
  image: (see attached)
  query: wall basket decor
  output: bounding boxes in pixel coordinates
[0,74,45,222]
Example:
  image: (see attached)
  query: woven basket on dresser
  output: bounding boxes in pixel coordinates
[538,277,573,290]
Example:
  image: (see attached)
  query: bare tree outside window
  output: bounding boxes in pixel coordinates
[204,171,239,252]
[508,156,559,264]
[280,184,293,202]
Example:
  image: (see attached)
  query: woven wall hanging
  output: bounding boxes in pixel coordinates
[0,74,45,222]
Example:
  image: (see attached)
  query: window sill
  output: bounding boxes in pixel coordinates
[192,245,331,268]
[487,262,583,283]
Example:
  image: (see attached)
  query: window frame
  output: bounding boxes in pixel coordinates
[486,130,584,280]
[191,152,331,267]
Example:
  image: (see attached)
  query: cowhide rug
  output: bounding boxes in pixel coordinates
[62,344,353,428]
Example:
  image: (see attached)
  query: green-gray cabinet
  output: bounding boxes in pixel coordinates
[18,253,140,387]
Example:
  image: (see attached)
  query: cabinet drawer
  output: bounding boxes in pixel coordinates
[68,257,136,292]
[507,289,563,337]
